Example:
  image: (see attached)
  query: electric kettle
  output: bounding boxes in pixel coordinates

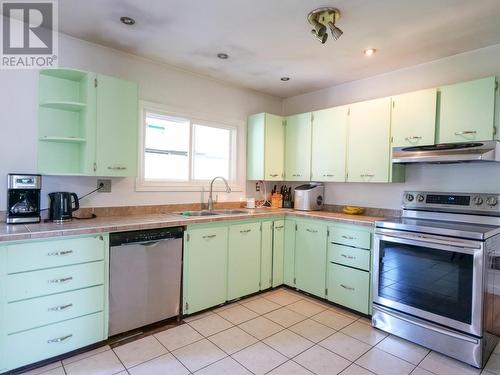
[48,192,80,223]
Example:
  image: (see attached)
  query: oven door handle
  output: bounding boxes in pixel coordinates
[375,228,482,253]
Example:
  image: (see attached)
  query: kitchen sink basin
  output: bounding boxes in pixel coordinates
[176,210,220,217]
[213,209,250,215]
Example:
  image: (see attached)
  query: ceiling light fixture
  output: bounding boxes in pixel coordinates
[364,48,376,56]
[120,16,136,25]
[217,52,229,59]
[280,77,290,81]
[307,7,343,44]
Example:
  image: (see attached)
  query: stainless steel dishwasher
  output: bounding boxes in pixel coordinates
[109,226,183,336]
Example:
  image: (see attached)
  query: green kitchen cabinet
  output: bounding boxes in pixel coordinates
[391,88,437,147]
[247,113,285,181]
[347,97,403,183]
[294,220,328,298]
[311,106,349,182]
[261,221,273,290]
[95,74,138,176]
[38,68,138,177]
[272,220,285,287]
[0,234,109,373]
[283,219,296,287]
[183,225,228,314]
[327,263,370,314]
[437,76,497,143]
[285,113,312,181]
[227,222,262,300]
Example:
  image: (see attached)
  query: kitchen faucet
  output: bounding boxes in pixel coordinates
[208,176,231,211]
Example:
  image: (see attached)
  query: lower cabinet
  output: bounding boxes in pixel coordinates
[272,220,285,287]
[327,264,370,314]
[183,225,228,315]
[227,222,262,300]
[0,234,109,374]
[294,220,328,298]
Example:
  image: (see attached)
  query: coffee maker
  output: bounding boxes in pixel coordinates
[6,174,42,224]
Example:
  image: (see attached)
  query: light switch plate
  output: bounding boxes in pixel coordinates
[97,179,111,193]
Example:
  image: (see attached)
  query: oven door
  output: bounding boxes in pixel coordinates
[373,227,484,336]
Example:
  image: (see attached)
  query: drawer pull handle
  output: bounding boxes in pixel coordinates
[454,130,477,136]
[323,174,334,177]
[341,235,355,240]
[107,166,127,170]
[240,229,252,234]
[47,250,73,256]
[48,277,73,284]
[292,174,302,177]
[48,303,73,312]
[360,174,375,178]
[306,228,318,233]
[269,174,279,177]
[340,284,355,291]
[202,234,216,239]
[274,225,284,230]
[405,136,422,141]
[47,334,73,344]
[341,254,355,260]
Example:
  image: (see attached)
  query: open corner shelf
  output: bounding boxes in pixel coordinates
[39,136,86,144]
[39,101,87,112]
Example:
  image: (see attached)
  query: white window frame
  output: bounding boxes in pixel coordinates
[136,100,243,192]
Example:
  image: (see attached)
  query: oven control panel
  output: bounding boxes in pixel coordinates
[403,191,500,214]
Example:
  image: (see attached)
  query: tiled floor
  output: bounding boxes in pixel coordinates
[19,288,500,375]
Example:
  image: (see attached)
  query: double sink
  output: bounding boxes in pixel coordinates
[175,209,251,218]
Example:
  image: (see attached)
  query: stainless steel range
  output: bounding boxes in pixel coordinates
[373,191,500,368]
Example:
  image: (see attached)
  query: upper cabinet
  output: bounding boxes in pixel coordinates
[247,113,284,181]
[437,76,497,143]
[38,68,138,177]
[95,74,138,177]
[347,97,393,183]
[285,112,312,181]
[311,106,348,182]
[391,88,437,147]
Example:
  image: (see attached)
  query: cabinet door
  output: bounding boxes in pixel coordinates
[247,113,265,180]
[261,221,273,290]
[285,113,312,181]
[283,219,296,287]
[265,114,285,180]
[228,222,261,300]
[347,97,391,183]
[95,74,138,176]
[311,106,348,182]
[327,263,369,314]
[272,220,285,287]
[183,226,228,314]
[438,77,496,143]
[391,89,437,147]
[295,221,327,298]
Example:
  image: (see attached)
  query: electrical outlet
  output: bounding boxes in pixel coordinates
[97,179,111,193]
[255,182,260,192]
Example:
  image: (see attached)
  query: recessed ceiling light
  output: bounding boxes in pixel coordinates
[120,16,136,25]
[364,48,376,56]
[217,53,229,59]
[280,77,290,81]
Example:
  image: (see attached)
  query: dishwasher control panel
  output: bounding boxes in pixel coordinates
[110,226,184,246]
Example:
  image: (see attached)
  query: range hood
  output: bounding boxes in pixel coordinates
[392,141,500,164]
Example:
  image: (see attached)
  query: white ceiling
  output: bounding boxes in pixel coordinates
[58,0,500,98]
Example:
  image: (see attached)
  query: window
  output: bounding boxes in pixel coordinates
[137,102,240,191]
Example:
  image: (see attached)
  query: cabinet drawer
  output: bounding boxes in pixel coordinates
[7,235,105,274]
[328,244,370,271]
[5,285,104,334]
[327,263,369,314]
[6,312,104,371]
[6,261,104,302]
[330,226,371,249]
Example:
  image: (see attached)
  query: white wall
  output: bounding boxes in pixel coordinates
[283,43,500,209]
[0,34,282,211]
